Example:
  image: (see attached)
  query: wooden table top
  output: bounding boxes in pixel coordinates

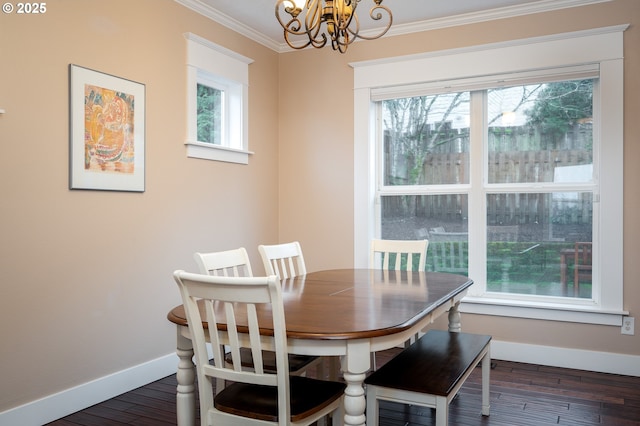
[167,268,472,341]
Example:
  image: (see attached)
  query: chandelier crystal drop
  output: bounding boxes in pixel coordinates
[275,0,393,53]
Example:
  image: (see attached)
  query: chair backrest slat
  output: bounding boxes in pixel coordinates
[259,241,307,279]
[370,239,429,271]
[194,248,253,277]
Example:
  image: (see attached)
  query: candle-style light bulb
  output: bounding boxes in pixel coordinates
[283,0,305,15]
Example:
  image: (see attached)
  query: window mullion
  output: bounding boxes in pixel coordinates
[467,90,488,296]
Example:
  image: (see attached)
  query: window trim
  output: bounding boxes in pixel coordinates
[351,25,628,325]
[185,33,254,164]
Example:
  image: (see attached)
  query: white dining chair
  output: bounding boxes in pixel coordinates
[370,238,429,271]
[369,238,429,369]
[258,241,336,380]
[258,241,307,279]
[173,271,345,426]
[194,248,322,383]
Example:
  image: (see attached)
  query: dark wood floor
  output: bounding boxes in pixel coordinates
[46,348,640,426]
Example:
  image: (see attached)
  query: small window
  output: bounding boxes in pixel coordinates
[185,33,254,164]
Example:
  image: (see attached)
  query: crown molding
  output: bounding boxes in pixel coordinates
[381,0,612,39]
[174,0,282,51]
[176,0,612,54]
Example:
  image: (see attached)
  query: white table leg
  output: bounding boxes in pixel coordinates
[448,301,462,332]
[342,341,370,426]
[176,327,196,426]
[342,370,367,426]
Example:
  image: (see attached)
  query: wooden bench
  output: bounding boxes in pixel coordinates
[364,330,491,426]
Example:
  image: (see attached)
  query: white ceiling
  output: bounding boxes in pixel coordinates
[175,0,609,51]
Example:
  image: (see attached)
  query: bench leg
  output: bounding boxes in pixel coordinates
[435,396,448,426]
[481,349,491,417]
[365,386,379,426]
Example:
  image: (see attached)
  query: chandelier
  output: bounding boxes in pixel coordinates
[275,0,393,53]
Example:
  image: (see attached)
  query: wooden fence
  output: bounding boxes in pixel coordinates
[382,149,593,228]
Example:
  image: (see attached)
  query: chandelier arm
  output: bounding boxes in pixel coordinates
[343,12,360,42]
[305,0,325,41]
[332,0,357,33]
[275,1,304,35]
[283,32,313,49]
[282,26,328,49]
[350,4,392,40]
[276,0,328,49]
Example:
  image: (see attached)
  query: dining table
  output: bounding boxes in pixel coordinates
[166,268,473,426]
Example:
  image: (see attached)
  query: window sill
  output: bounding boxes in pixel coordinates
[460,295,628,326]
[185,141,253,165]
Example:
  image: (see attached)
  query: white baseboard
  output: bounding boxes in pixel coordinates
[2,342,639,425]
[0,353,178,426]
[491,340,640,377]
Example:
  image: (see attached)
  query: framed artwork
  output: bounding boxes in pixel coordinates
[69,64,145,192]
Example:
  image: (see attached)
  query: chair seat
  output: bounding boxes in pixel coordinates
[215,375,346,422]
[225,348,320,373]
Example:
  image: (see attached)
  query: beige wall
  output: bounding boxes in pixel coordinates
[0,0,279,411]
[278,0,640,356]
[1,0,638,416]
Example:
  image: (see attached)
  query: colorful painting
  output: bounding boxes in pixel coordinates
[84,86,136,173]
[69,65,145,191]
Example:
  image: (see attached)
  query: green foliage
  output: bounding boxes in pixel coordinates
[427,241,577,286]
[525,80,593,141]
[197,84,222,144]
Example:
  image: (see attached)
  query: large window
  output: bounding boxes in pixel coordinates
[353,26,626,325]
[185,33,253,164]
[378,79,595,300]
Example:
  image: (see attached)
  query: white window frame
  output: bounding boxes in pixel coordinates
[185,33,254,164]
[352,25,628,326]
